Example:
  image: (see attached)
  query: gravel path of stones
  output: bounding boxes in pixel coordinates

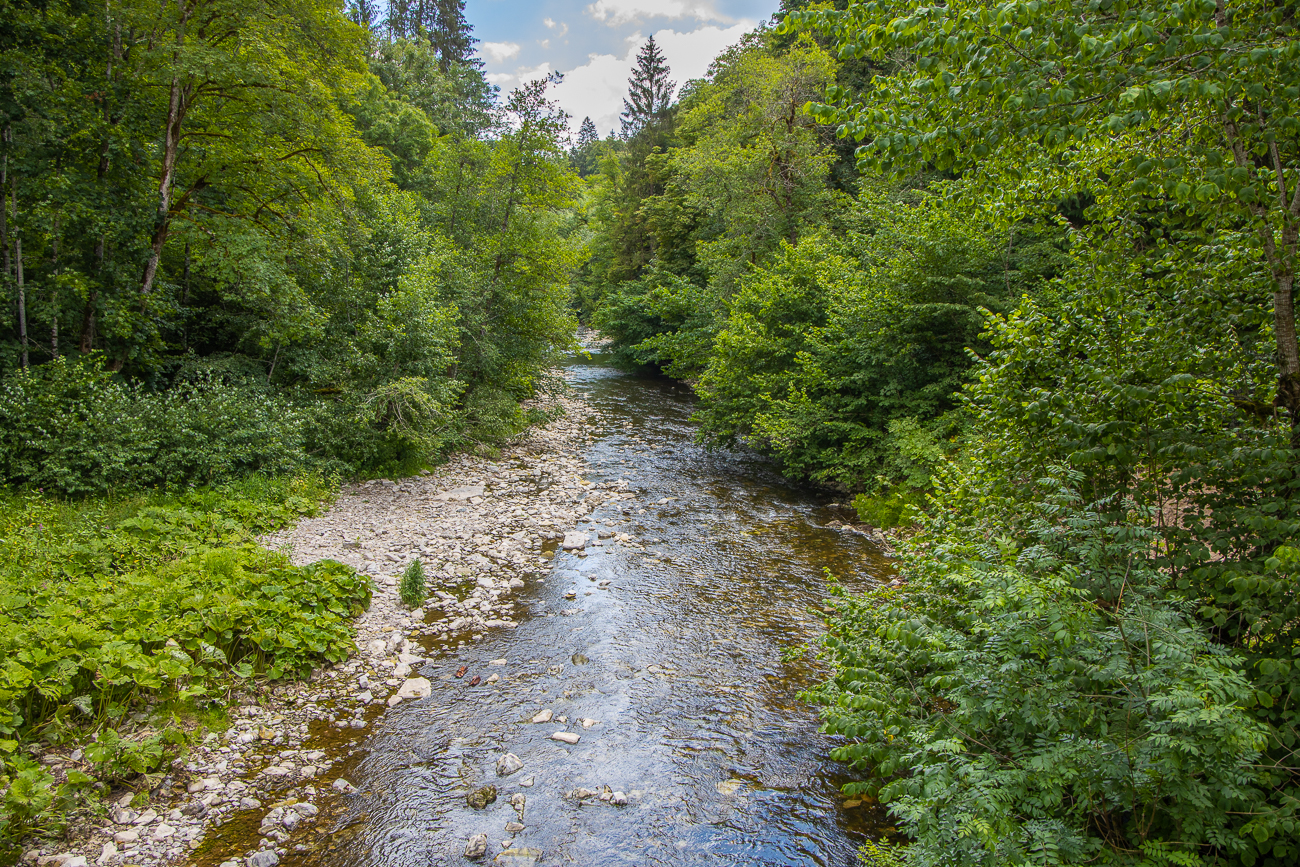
[25,386,630,867]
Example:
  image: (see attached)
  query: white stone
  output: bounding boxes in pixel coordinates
[561,531,588,550]
[550,731,580,745]
[395,677,432,699]
[464,833,488,859]
[530,709,553,724]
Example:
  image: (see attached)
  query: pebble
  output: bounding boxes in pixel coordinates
[464,834,488,859]
[530,709,553,724]
[551,731,580,745]
[496,753,524,776]
[247,851,280,867]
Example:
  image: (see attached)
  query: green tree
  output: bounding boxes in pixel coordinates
[786,0,1300,446]
[620,36,676,139]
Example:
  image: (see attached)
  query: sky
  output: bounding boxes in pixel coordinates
[463,0,783,138]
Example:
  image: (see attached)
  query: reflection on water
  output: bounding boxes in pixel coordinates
[307,349,892,866]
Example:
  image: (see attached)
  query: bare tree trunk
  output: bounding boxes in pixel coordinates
[1274,272,1300,450]
[16,237,27,369]
[140,76,184,299]
[50,220,59,358]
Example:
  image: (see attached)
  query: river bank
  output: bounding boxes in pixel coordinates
[24,346,892,867]
[21,384,616,867]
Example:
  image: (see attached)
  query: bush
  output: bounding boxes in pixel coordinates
[0,357,309,495]
[0,473,370,852]
[694,194,1063,491]
[0,478,370,746]
[399,558,425,608]
[814,477,1267,866]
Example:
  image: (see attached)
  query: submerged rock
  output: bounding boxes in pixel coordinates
[468,784,498,809]
[465,833,489,859]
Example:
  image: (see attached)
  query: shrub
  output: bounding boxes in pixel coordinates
[399,558,426,608]
[0,357,309,495]
[0,474,370,852]
[813,477,1268,866]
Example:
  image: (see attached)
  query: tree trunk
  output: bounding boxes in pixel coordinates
[80,290,97,354]
[50,221,59,358]
[1,142,8,282]
[140,75,185,299]
[82,236,103,354]
[16,237,27,369]
[1273,272,1300,450]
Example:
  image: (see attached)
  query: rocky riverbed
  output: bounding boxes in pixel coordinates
[21,385,640,867]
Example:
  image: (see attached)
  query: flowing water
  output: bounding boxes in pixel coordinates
[307,348,893,866]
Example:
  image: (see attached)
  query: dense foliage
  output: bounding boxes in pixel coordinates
[0,0,582,491]
[580,24,1066,500]
[754,0,1300,864]
[0,473,367,847]
[575,1,1300,864]
[0,0,583,853]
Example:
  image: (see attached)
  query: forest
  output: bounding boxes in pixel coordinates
[3,0,1300,864]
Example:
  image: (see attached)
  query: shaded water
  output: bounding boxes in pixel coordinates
[307,349,892,865]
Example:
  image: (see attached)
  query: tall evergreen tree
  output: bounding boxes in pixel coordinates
[620,36,675,139]
[431,0,476,71]
[576,116,598,150]
[570,116,601,177]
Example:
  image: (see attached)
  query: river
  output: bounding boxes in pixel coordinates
[297,346,892,866]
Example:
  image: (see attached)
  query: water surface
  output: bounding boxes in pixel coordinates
[309,348,891,865]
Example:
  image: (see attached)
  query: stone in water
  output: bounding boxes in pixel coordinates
[496,753,524,776]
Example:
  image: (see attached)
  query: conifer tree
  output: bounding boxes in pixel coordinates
[570,116,601,177]
[576,116,598,150]
[620,36,675,139]
[431,0,476,71]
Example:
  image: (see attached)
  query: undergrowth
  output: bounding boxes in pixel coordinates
[0,473,371,856]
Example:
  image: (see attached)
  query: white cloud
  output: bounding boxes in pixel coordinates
[486,61,555,92]
[483,41,522,62]
[585,0,730,26]
[552,22,752,138]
